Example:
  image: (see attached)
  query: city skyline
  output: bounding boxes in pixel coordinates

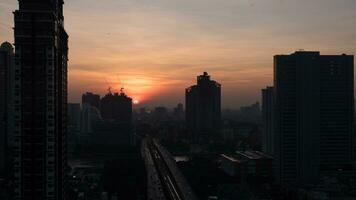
[1,0,356,108]
[1,1,356,199]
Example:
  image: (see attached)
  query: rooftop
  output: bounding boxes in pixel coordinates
[236,151,273,160]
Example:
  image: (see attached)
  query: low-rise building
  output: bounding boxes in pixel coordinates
[220,151,273,183]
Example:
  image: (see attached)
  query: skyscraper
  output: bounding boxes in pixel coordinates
[262,86,274,156]
[82,92,100,110]
[186,72,221,142]
[13,0,68,199]
[0,42,14,177]
[274,51,354,186]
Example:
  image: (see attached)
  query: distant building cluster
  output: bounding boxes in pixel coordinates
[67,89,135,152]
[79,90,133,127]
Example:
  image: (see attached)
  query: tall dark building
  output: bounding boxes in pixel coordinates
[274,51,354,185]
[100,90,132,123]
[186,72,221,141]
[262,86,274,156]
[0,42,14,177]
[13,0,68,199]
[82,92,100,109]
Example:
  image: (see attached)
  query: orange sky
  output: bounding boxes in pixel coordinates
[1,0,356,108]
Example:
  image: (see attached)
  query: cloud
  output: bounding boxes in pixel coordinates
[2,0,356,107]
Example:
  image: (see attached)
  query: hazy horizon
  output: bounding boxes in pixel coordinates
[1,0,356,108]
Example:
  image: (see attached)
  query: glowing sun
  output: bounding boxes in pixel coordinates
[133,99,139,104]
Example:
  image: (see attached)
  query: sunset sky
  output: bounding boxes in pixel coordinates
[1,0,356,108]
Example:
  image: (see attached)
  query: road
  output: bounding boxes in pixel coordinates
[142,139,166,200]
[142,138,197,200]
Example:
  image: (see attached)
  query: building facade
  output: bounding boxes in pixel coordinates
[262,86,274,155]
[186,72,221,142]
[274,51,354,186]
[0,42,14,177]
[13,0,68,199]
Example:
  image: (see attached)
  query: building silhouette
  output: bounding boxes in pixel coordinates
[100,89,132,123]
[262,86,274,156]
[80,103,101,134]
[173,103,184,121]
[186,72,221,142]
[0,42,14,178]
[274,51,354,186]
[82,92,100,110]
[13,0,68,199]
